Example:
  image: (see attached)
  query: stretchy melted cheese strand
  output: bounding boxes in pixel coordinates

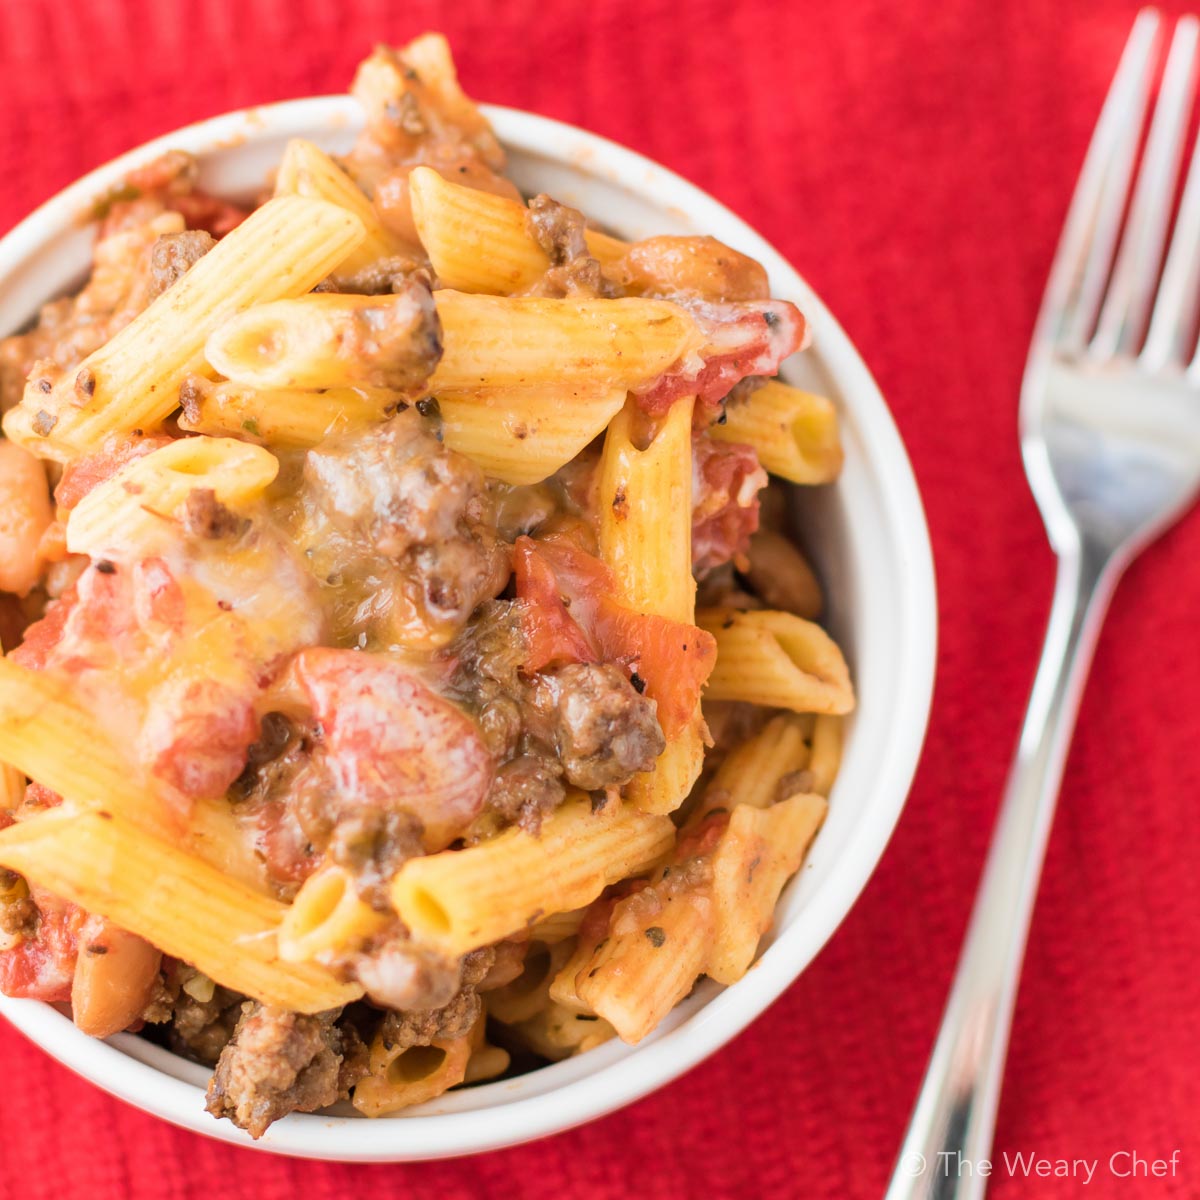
[65,436,279,561]
[409,165,625,293]
[0,809,361,1013]
[713,380,843,484]
[3,196,366,460]
[437,384,627,485]
[598,398,705,813]
[274,137,410,274]
[177,381,394,446]
[697,608,855,714]
[430,291,703,391]
[390,797,674,955]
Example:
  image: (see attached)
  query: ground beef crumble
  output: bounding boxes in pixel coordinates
[449,603,664,830]
[205,1003,368,1138]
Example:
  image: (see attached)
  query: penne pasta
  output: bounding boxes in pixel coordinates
[408,165,626,294]
[0,809,361,1013]
[597,398,705,814]
[437,384,626,485]
[430,291,703,391]
[484,940,573,1024]
[529,907,588,945]
[743,529,824,620]
[697,607,855,714]
[352,1025,475,1117]
[205,292,440,392]
[390,797,674,955]
[65,435,279,562]
[177,380,394,446]
[696,712,814,818]
[509,1000,616,1061]
[0,658,268,891]
[573,888,713,1043]
[276,864,391,963]
[3,196,367,460]
[705,793,827,984]
[807,714,845,797]
[274,138,409,274]
[713,379,843,485]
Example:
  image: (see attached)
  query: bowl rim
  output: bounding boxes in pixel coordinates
[0,95,938,1161]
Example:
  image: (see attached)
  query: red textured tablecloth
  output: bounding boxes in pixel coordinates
[2,1,1198,1196]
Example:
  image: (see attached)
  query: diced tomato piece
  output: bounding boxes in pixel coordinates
[54,434,173,511]
[166,191,252,238]
[511,539,598,673]
[633,299,806,421]
[512,536,716,739]
[141,677,259,802]
[0,891,83,1003]
[292,647,492,849]
[675,809,731,860]
[254,797,321,887]
[691,437,768,574]
[9,586,77,669]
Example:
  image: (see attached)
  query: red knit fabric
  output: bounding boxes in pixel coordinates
[2,2,1199,1196]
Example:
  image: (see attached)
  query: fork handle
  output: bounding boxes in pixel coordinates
[885,537,1123,1200]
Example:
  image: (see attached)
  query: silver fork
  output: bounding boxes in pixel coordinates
[886,11,1200,1199]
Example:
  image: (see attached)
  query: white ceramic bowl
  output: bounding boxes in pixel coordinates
[0,98,936,1160]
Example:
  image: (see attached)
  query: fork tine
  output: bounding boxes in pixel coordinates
[1091,16,1200,360]
[1047,11,1160,354]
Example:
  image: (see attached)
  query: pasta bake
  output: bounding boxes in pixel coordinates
[0,34,852,1136]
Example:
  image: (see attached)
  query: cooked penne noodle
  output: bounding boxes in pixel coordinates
[509,1001,616,1061]
[744,529,823,620]
[807,714,844,796]
[205,292,439,392]
[528,907,588,945]
[390,797,674,955]
[0,658,268,891]
[574,889,713,1043]
[0,809,361,1013]
[70,919,162,1038]
[484,940,573,1024]
[430,291,703,391]
[65,436,279,561]
[409,166,625,293]
[3,196,366,460]
[598,398,705,813]
[0,763,25,813]
[696,712,814,818]
[274,138,409,274]
[177,380,394,446]
[437,384,626,485]
[0,658,147,816]
[697,607,855,714]
[352,1026,474,1117]
[276,864,391,963]
[463,1042,512,1085]
[706,793,827,984]
[713,380,843,484]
